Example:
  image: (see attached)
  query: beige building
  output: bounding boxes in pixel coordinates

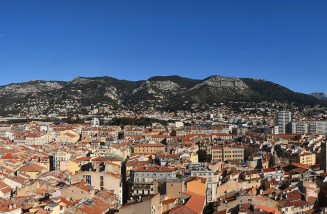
[119,193,161,214]
[130,166,175,197]
[61,181,95,200]
[25,133,46,145]
[212,144,244,162]
[278,200,294,214]
[70,171,122,204]
[153,178,188,203]
[133,143,165,154]
[216,180,243,197]
[55,130,80,144]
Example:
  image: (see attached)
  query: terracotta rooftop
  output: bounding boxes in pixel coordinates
[17,163,46,172]
[183,191,206,214]
[162,197,177,205]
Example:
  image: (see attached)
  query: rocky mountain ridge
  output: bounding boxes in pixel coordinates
[0,75,325,112]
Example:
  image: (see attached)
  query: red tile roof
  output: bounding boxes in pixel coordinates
[285,190,302,201]
[75,197,111,214]
[169,205,197,214]
[17,163,46,172]
[162,197,177,205]
[291,200,310,208]
[183,191,206,214]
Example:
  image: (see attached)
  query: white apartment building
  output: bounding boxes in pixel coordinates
[275,111,291,134]
[291,121,327,134]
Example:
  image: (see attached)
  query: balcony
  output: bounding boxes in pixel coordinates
[133,184,153,190]
[132,180,154,185]
[131,189,154,196]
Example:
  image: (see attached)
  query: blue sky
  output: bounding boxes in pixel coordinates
[0,1,326,94]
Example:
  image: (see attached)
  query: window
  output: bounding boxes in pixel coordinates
[81,191,83,194]
[178,191,180,194]
[100,176,104,187]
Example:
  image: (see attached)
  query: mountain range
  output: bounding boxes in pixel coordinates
[0,75,325,111]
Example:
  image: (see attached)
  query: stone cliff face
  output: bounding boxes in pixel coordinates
[310,92,327,100]
[104,86,118,100]
[132,80,181,94]
[0,81,64,97]
[189,75,248,91]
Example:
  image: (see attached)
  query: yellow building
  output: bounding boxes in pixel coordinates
[133,143,165,154]
[186,177,207,196]
[262,160,269,169]
[17,164,46,179]
[211,144,244,162]
[190,153,198,163]
[68,160,80,174]
[288,152,316,165]
[291,200,312,214]
[241,169,262,189]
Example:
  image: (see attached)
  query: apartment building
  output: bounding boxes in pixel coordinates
[211,144,244,162]
[262,167,285,181]
[291,121,327,134]
[133,143,165,154]
[71,171,122,204]
[240,169,262,189]
[53,151,71,171]
[288,152,316,165]
[119,193,161,214]
[276,111,291,134]
[189,166,216,202]
[130,166,175,197]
